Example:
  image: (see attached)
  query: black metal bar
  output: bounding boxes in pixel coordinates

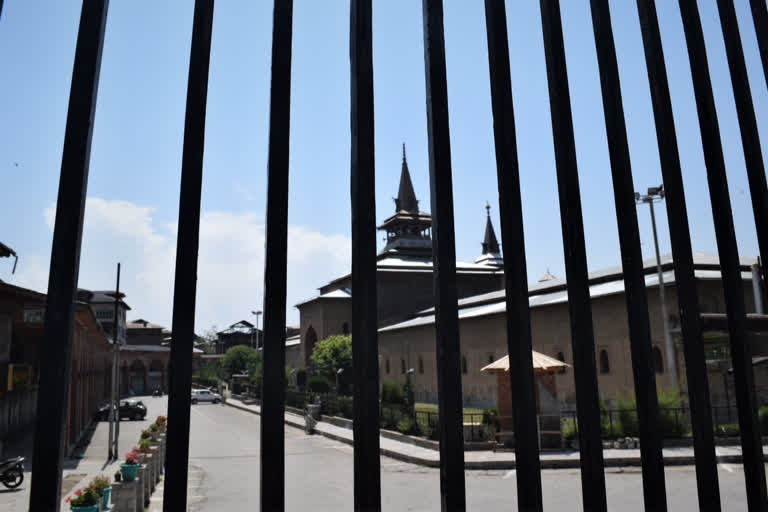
[28,1,109,510]
[482,1,543,509]
[677,1,768,508]
[260,1,293,510]
[750,0,768,89]
[162,1,214,510]
[718,0,768,307]
[635,2,721,509]
[539,1,606,509]
[421,0,466,509]
[588,1,667,509]
[349,1,381,510]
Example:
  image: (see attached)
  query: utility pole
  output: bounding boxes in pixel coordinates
[108,263,121,460]
[636,186,678,391]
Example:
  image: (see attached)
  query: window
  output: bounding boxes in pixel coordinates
[599,349,610,375]
[418,356,424,374]
[461,355,468,375]
[653,346,664,374]
[556,351,566,374]
[385,359,390,374]
[401,359,406,374]
[342,322,349,335]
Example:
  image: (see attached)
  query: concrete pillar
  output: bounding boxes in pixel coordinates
[141,463,151,506]
[135,468,145,512]
[112,480,137,512]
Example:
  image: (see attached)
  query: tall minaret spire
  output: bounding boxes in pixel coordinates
[476,202,503,266]
[395,143,419,213]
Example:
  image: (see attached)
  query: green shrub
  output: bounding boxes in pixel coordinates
[562,417,578,441]
[657,388,687,438]
[759,406,768,435]
[296,368,307,390]
[381,381,404,405]
[307,376,330,394]
[614,395,640,437]
[396,417,417,435]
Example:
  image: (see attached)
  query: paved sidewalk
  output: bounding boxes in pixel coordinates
[225,398,760,470]
[0,395,167,511]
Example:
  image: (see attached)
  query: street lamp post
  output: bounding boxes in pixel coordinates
[251,310,262,348]
[635,185,678,391]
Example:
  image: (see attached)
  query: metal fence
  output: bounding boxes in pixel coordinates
[24,0,768,511]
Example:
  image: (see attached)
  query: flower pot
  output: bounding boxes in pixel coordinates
[70,505,98,512]
[100,486,112,509]
[120,463,140,482]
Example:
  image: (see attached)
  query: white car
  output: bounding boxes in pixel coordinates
[191,388,221,404]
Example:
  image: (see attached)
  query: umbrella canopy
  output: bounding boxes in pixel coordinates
[481,351,569,375]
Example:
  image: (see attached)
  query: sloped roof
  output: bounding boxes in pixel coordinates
[481,352,569,375]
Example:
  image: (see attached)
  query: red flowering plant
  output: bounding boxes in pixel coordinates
[65,486,99,506]
[124,449,140,465]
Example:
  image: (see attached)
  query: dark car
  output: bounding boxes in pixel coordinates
[98,399,147,421]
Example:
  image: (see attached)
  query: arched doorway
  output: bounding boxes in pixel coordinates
[129,359,147,395]
[148,359,164,392]
[305,326,318,367]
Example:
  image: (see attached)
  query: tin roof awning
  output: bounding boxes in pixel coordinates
[481,351,569,375]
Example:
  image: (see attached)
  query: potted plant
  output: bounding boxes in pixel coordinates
[140,428,151,440]
[89,474,112,510]
[138,439,152,456]
[65,486,100,511]
[120,450,140,482]
[149,422,160,441]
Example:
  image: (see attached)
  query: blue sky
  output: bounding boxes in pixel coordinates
[0,0,766,330]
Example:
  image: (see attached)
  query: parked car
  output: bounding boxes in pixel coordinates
[191,389,221,404]
[97,399,147,421]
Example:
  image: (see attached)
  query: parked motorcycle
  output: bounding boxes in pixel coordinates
[0,456,24,489]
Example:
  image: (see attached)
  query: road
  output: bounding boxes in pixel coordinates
[186,402,753,511]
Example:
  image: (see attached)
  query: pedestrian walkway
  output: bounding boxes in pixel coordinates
[0,395,168,511]
[225,397,761,470]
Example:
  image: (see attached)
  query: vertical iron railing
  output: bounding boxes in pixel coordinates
[588,1,667,510]
[163,1,214,511]
[750,0,768,89]
[29,1,109,510]
[260,1,293,510]
[482,1,543,510]
[635,1,722,509]
[422,0,466,509]
[539,1,607,510]
[717,0,768,301]
[24,1,768,510]
[349,1,382,510]
[677,1,768,508]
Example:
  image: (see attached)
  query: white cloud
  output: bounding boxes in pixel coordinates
[32,198,350,332]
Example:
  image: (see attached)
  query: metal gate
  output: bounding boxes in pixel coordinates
[23,0,768,511]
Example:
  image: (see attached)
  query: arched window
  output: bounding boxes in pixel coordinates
[342,322,349,335]
[418,356,424,374]
[556,351,566,374]
[653,346,664,374]
[385,359,390,374]
[462,355,468,375]
[401,359,406,374]
[599,349,610,375]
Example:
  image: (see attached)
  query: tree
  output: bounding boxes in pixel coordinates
[221,345,260,380]
[310,335,352,392]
